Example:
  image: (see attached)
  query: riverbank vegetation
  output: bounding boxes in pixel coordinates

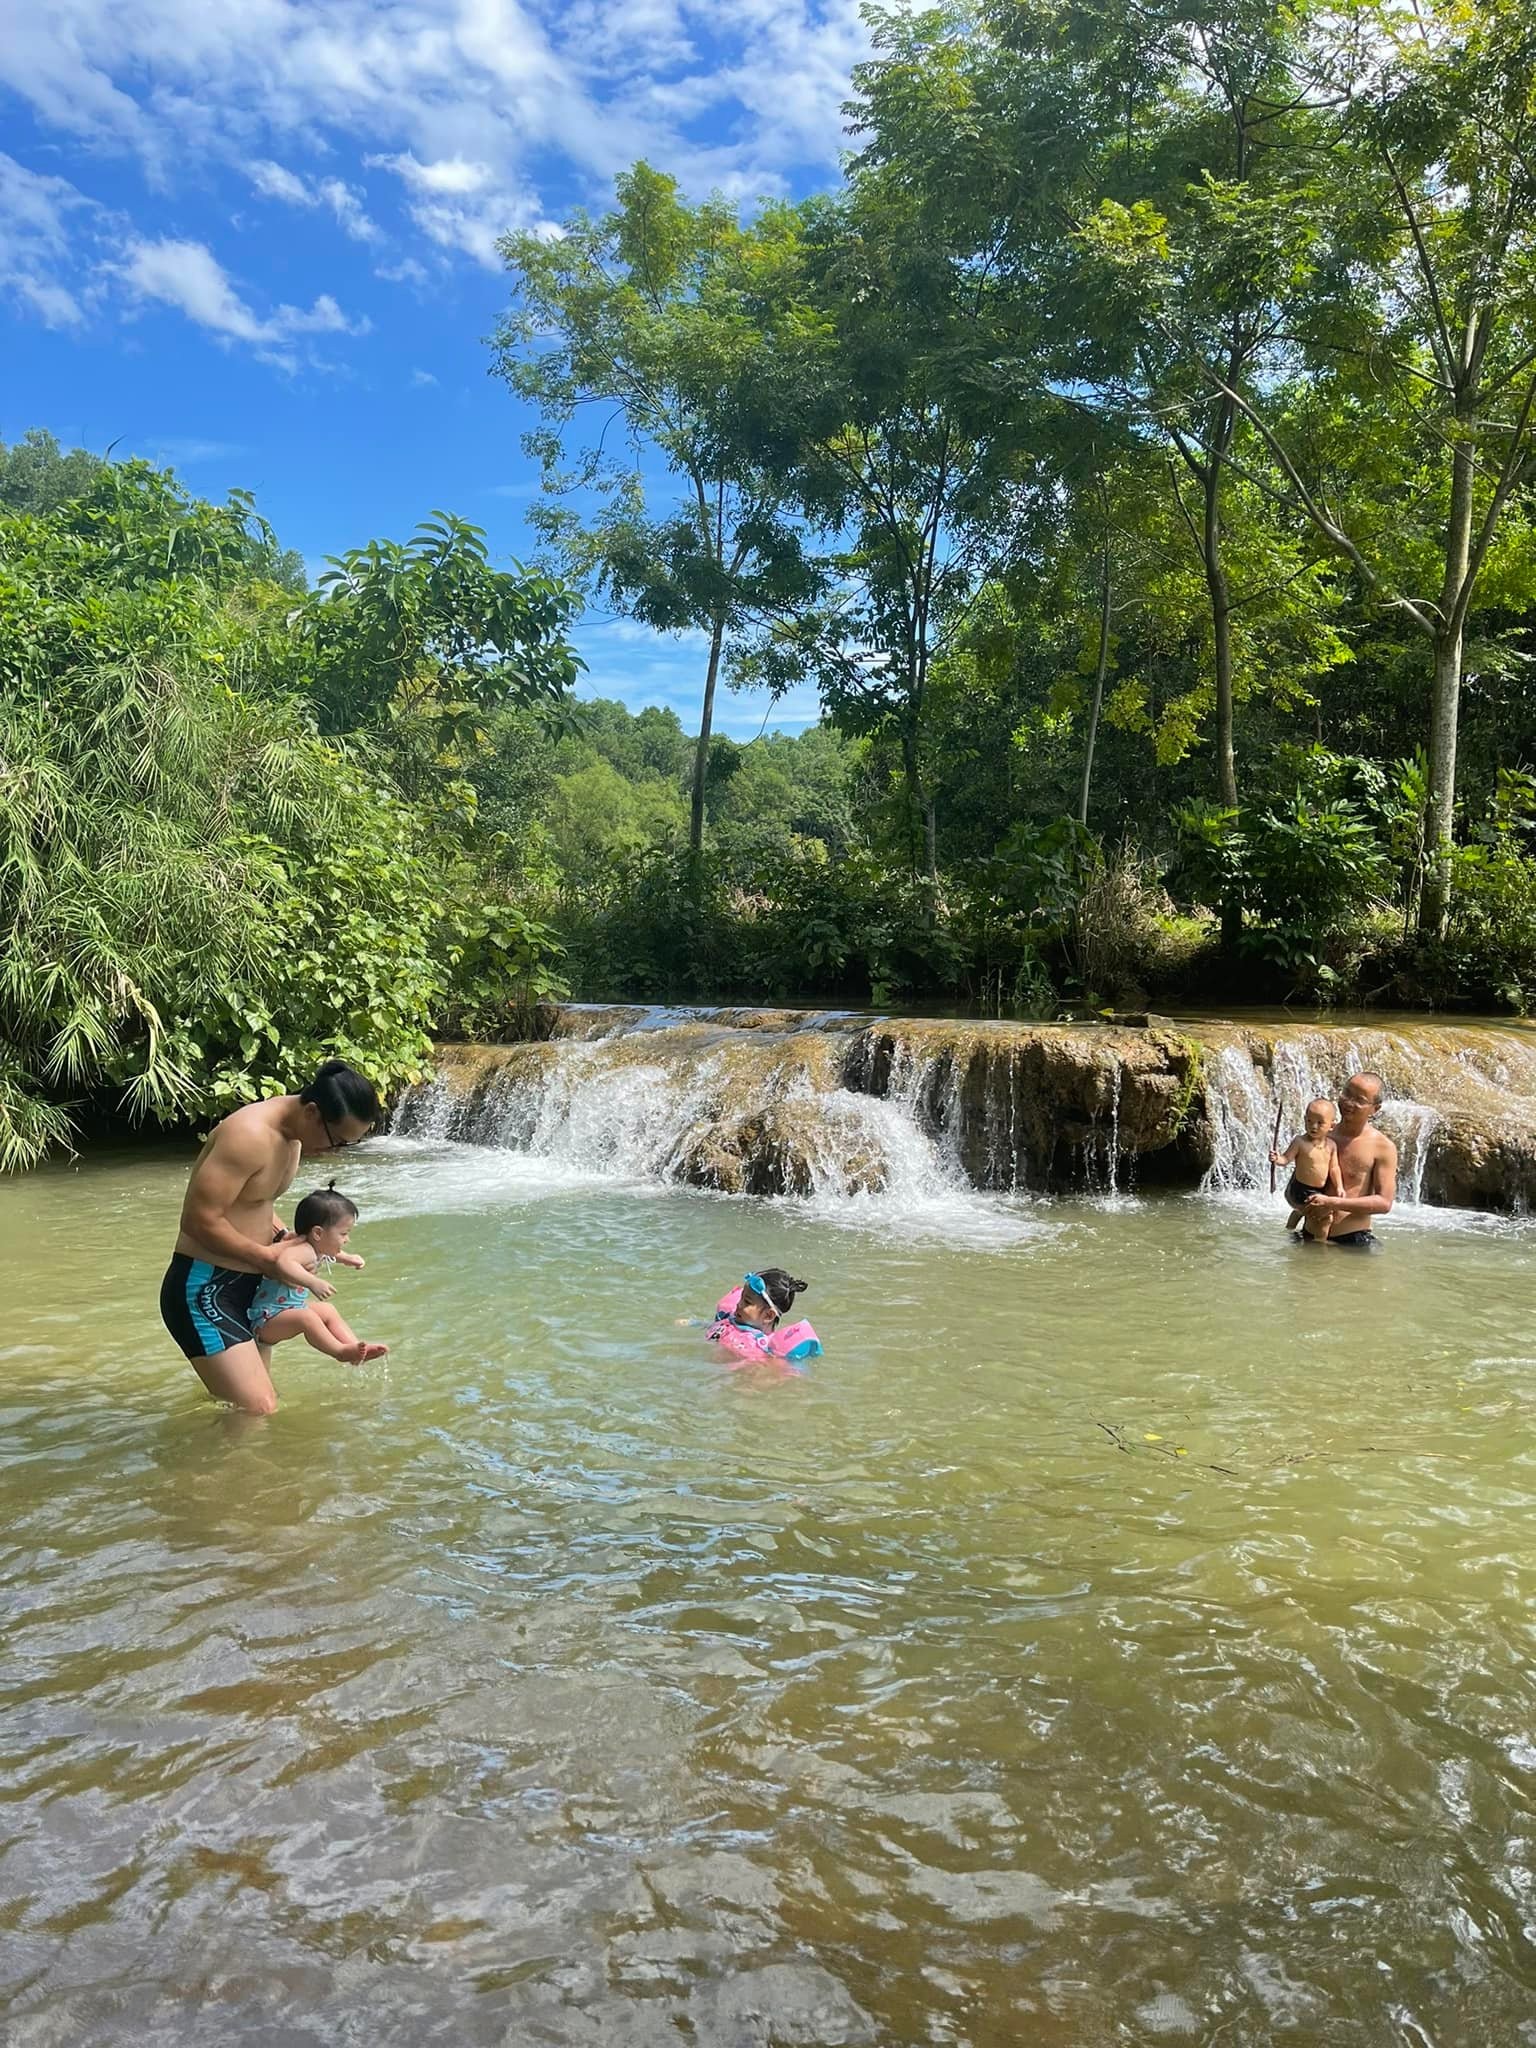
[6,0,1536,1164]
[493,0,1536,1010]
[0,441,576,1165]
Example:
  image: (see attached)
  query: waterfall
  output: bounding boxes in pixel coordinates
[1201,1044,1275,1192]
[389,1019,1016,1237]
[390,1006,1536,1217]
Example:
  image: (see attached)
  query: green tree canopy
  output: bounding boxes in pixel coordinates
[494,162,816,852]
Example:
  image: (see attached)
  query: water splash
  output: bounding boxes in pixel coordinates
[391,1028,1050,1244]
[395,1006,1536,1223]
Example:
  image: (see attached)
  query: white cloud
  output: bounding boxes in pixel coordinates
[376,255,429,286]
[0,0,876,400]
[709,0,870,167]
[16,275,84,326]
[118,237,366,356]
[0,4,873,273]
[411,367,438,385]
[0,152,95,328]
[247,157,311,205]
[317,176,381,243]
[0,150,368,370]
[246,158,381,243]
[366,150,541,267]
[372,152,490,197]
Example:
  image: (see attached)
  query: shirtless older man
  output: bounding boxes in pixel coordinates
[1299,1070,1397,1248]
[160,1060,380,1413]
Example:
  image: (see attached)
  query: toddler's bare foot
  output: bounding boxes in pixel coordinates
[343,1339,369,1364]
[357,1342,389,1363]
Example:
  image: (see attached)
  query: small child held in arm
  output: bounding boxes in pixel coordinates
[249,1184,388,1365]
[1271,1097,1345,1238]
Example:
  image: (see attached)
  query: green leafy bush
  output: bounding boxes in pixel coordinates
[0,639,447,1163]
[1173,783,1393,994]
[0,458,584,1166]
[546,825,1092,1011]
[436,900,570,1039]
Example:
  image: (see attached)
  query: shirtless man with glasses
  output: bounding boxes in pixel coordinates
[1298,1070,1397,1249]
[160,1059,381,1413]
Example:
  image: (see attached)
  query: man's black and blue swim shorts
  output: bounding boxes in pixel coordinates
[160,1255,261,1359]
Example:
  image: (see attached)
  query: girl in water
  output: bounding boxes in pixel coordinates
[707,1268,822,1366]
[248,1185,388,1365]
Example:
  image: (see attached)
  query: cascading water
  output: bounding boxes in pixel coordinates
[390,1018,1030,1240]
[1198,1036,1440,1198]
[1200,1044,1275,1193]
[392,1006,1536,1219]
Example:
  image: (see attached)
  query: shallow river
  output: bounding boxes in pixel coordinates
[4,1140,1536,2045]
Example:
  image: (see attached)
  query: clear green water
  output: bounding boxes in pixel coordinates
[5,1139,1536,2044]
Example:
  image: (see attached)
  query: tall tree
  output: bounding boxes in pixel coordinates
[735,170,1027,879]
[1300,0,1536,932]
[849,0,1338,906]
[1091,0,1536,931]
[1014,0,1334,829]
[493,164,811,854]
[0,429,105,514]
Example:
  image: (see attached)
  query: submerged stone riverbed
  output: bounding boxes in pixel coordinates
[5,1015,1536,2042]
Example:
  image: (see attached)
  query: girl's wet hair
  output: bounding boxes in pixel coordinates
[754,1268,808,1315]
[299,1058,381,1127]
[294,1182,359,1234]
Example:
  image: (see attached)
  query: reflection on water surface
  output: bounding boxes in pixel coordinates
[3,1141,1536,2044]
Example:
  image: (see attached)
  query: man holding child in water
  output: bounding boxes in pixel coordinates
[159,1059,380,1414]
[1294,1070,1398,1248]
[157,1057,1398,1420]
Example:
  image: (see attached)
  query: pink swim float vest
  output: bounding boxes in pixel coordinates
[708,1286,822,1369]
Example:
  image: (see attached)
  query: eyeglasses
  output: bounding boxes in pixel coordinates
[320,1114,371,1151]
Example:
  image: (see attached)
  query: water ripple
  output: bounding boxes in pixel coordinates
[3,1158,1536,2041]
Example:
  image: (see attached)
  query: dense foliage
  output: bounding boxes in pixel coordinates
[0,441,577,1166]
[10,0,1536,1165]
[490,0,1536,1007]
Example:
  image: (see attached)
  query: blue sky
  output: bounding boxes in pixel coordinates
[0,0,869,734]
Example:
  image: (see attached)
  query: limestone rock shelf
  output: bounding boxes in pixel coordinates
[392,1006,1536,1212]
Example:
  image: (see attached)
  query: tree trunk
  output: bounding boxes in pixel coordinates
[1201,424,1241,947]
[1419,422,1476,938]
[689,613,726,856]
[1077,524,1112,827]
[1203,457,1239,815]
[1419,629,1463,937]
[901,729,937,882]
